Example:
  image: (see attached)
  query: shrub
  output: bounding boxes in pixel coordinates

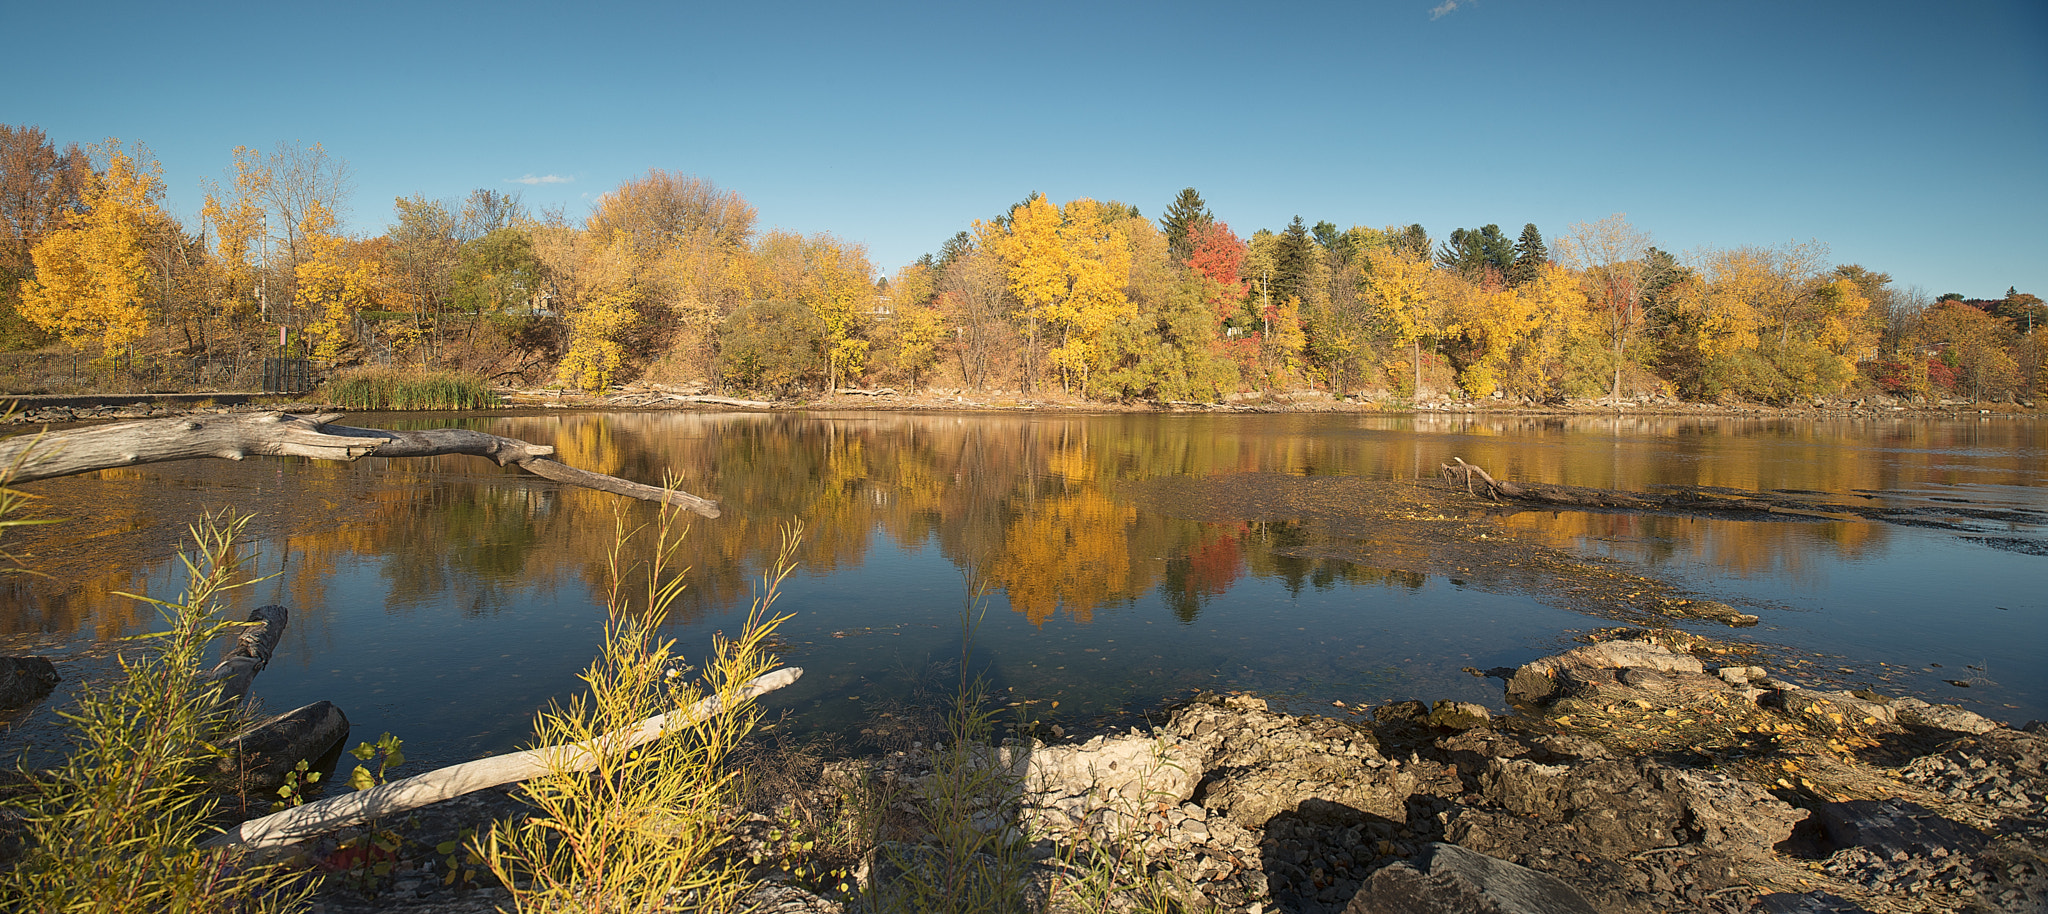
[0,511,310,913]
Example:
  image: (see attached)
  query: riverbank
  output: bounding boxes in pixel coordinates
[5,382,2040,427]
[277,627,2045,914]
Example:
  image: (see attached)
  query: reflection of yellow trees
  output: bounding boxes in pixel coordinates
[6,412,2037,646]
[989,488,1137,625]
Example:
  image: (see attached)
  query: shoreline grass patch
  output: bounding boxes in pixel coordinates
[322,368,499,411]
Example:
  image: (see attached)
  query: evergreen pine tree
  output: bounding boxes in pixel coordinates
[1160,188,1213,263]
[1509,222,1548,286]
[1274,216,1316,305]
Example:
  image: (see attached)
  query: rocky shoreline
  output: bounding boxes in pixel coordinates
[274,627,2044,914]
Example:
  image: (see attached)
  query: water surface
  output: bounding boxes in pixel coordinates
[2,411,2040,768]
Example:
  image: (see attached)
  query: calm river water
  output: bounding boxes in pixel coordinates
[2,411,2042,768]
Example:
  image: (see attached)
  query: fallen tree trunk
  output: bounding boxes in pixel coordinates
[205,605,287,715]
[202,666,801,852]
[1433,456,2026,528]
[655,394,775,409]
[0,411,720,517]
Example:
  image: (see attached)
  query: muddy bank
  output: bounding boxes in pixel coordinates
[274,628,2044,914]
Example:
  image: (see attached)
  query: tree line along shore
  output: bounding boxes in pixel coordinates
[3,127,2043,410]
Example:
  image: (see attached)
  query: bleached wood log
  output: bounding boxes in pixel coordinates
[201,666,801,851]
[833,387,897,397]
[656,394,775,409]
[0,411,721,518]
[205,604,287,715]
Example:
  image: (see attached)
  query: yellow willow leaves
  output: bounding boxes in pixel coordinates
[293,201,386,360]
[984,196,1133,395]
[16,140,166,355]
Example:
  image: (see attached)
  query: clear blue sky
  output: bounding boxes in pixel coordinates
[6,0,2043,297]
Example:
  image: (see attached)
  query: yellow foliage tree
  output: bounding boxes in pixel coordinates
[984,196,1133,395]
[1357,247,1436,396]
[199,145,270,322]
[555,233,642,391]
[293,201,385,360]
[800,236,876,391]
[16,140,166,356]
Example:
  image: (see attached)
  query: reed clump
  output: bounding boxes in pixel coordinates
[323,368,500,410]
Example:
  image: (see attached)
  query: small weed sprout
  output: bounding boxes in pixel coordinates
[479,500,799,914]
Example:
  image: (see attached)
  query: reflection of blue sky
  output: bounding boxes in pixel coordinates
[1561,517,2045,725]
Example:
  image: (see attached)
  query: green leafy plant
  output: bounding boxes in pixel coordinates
[271,758,323,812]
[347,731,405,790]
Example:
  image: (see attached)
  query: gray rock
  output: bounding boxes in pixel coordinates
[1426,700,1492,730]
[1817,799,1987,859]
[1506,640,1705,704]
[1754,890,1877,913]
[1346,843,1597,914]
[0,656,59,709]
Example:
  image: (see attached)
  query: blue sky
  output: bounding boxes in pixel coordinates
[6,0,2043,297]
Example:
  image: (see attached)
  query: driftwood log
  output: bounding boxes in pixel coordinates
[0,411,720,518]
[202,666,802,852]
[1441,456,1862,518]
[1437,456,2048,533]
[653,394,774,409]
[205,605,287,715]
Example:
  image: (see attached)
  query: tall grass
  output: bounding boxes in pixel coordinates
[323,368,499,410]
[0,510,310,913]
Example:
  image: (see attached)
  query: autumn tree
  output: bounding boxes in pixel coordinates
[1917,301,2021,402]
[1,125,91,348]
[567,170,757,382]
[199,145,271,323]
[16,140,170,356]
[936,233,1015,390]
[983,196,1134,395]
[1358,244,1438,397]
[1558,214,1655,402]
[264,141,354,270]
[881,262,945,388]
[293,200,386,360]
[456,189,528,242]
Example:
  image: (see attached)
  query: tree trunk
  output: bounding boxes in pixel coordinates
[206,604,287,716]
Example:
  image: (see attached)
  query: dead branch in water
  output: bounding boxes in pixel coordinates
[0,411,720,517]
